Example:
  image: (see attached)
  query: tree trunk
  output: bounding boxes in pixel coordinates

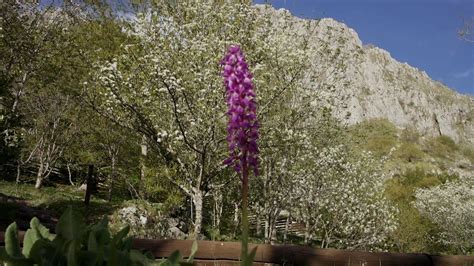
[304,220,310,244]
[11,73,26,114]
[283,214,291,243]
[264,214,270,244]
[108,154,116,202]
[212,192,223,236]
[84,165,94,206]
[233,202,240,237]
[34,162,44,189]
[67,162,74,186]
[270,221,277,245]
[16,160,21,183]
[256,207,261,237]
[192,191,203,238]
[139,134,147,197]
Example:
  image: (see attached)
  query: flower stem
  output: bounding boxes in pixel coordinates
[241,156,249,265]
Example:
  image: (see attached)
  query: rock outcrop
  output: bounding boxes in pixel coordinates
[258,5,473,144]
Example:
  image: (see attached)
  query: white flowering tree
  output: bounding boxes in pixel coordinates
[414,177,474,254]
[292,145,397,250]
[87,2,315,237]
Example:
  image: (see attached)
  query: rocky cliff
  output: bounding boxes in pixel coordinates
[259,6,473,144]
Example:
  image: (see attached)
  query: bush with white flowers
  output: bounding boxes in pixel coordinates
[414,177,474,254]
[293,145,397,250]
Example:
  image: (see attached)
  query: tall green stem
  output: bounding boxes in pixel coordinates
[241,156,249,265]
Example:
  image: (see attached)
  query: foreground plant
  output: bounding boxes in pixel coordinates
[222,45,259,265]
[0,207,197,265]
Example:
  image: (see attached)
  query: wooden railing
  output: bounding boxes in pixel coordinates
[2,232,473,265]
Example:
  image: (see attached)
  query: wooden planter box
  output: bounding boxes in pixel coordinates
[2,232,473,265]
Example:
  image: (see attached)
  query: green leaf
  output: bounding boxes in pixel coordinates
[77,250,99,265]
[29,238,57,263]
[91,216,109,232]
[87,231,98,252]
[55,206,85,242]
[4,222,23,259]
[143,250,154,260]
[66,241,78,266]
[120,236,133,251]
[1,257,33,266]
[30,217,55,241]
[22,228,38,258]
[165,250,182,266]
[0,247,10,262]
[129,250,153,266]
[111,225,129,245]
[186,241,198,263]
[245,246,258,266]
[89,216,111,249]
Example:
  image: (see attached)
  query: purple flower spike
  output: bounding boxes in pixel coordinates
[222,45,259,176]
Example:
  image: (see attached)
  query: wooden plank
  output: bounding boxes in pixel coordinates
[132,239,474,266]
[1,232,473,265]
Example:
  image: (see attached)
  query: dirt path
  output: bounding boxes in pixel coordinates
[0,193,57,231]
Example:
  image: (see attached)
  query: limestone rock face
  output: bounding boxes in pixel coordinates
[257,5,473,143]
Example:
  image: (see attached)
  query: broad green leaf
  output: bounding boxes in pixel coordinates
[22,228,38,257]
[29,238,56,263]
[143,250,154,260]
[186,241,198,263]
[66,241,78,266]
[77,250,99,265]
[4,222,22,258]
[120,236,133,251]
[165,250,182,266]
[129,250,153,266]
[245,246,258,266]
[30,217,55,241]
[56,206,85,241]
[87,231,98,252]
[91,216,109,232]
[0,247,10,262]
[111,225,129,245]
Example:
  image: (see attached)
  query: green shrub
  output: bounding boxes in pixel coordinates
[424,135,458,159]
[349,118,398,156]
[0,207,197,266]
[390,203,441,253]
[400,127,420,144]
[395,143,425,163]
[461,145,474,164]
[385,166,458,203]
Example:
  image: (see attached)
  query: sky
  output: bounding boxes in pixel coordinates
[254,0,474,95]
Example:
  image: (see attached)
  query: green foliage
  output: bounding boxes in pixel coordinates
[349,118,398,156]
[0,207,198,266]
[400,127,420,144]
[390,203,440,253]
[157,241,197,266]
[424,135,459,159]
[385,166,459,253]
[394,142,425,163]
[0,207,151,265]
[461,145,474,164]
[386,166,458,203]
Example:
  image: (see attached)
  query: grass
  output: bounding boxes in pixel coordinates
[0,180,120,226]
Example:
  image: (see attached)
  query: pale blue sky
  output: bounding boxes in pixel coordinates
[255,0,474,95]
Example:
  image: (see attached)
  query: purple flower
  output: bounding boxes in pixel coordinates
[221,45,259,176]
